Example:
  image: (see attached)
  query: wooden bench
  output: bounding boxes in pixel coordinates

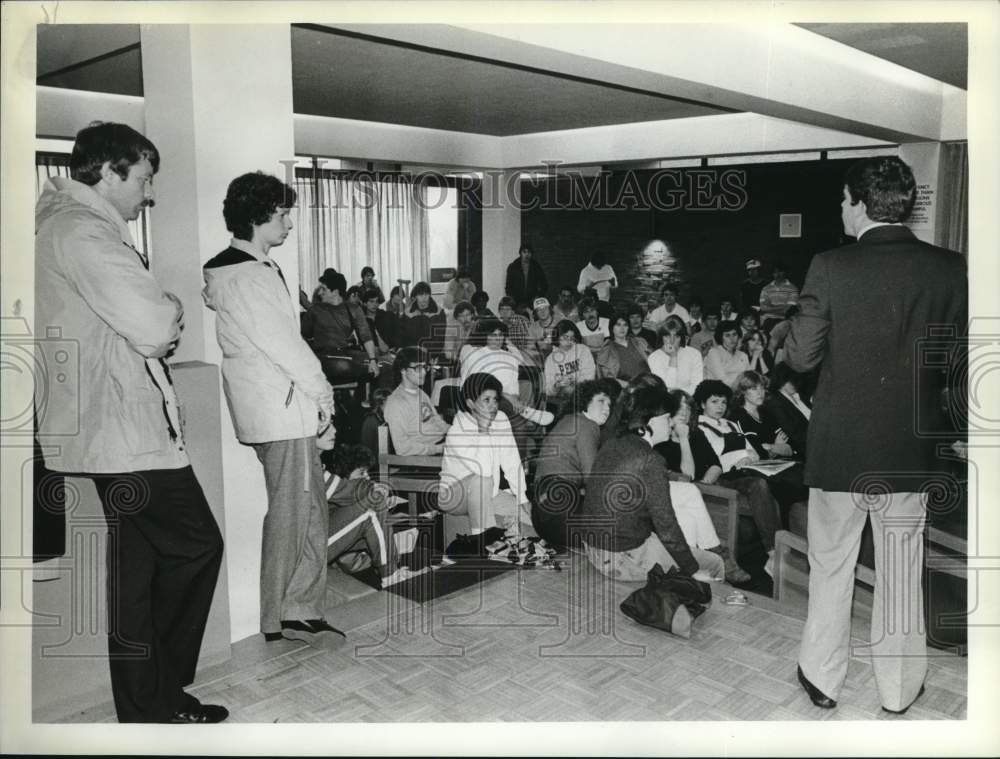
[376,424,442,519]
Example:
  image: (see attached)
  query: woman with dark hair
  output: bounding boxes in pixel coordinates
[704,319,749,387]
[740,329,775,377]
[596,310,650,387]
[690,379,783,575]
[353,266,385,304]
[737,309,760,338]
[576,251,617,303]
[647,315,703,394]
[544,319,596,404]
[532,380,613,547]
[438,373,532,539]
[403,281,446,355]
[626,301,659,353]
[580,385,726,587]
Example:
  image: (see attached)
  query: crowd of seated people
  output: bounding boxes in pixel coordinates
[301,253,812,586]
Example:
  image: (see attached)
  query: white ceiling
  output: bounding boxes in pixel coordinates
[36,22,967,137]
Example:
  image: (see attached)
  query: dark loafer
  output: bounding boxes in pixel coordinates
[797,665,837,709]
[882,684,925,715]
[169,702,229,723]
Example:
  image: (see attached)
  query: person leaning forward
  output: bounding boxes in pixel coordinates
[785,155,967,715]
[34,122,226,723]
[203,171,345,652]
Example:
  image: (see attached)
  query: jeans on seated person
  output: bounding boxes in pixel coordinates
[719,472,782,551]
[585,532,724,582]
[437,473,529,535]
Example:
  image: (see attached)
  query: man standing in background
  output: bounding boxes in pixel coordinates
[786,156,966,714]
[35,122,226,723]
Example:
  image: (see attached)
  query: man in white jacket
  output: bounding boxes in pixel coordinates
[35,122,226,723]
[203,172,339,650]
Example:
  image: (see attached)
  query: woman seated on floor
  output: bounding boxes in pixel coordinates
[689,379,783,576]
[579,383,726,583]
[437,373,533,544]
[544,319,596,410]
[647,315,703,395]
[532,380,613,548]
[653,389,752,584]
[596,309,651,387]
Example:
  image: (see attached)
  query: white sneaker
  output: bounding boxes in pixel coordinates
[763,550,775,578]
[518,406,554,426]
[381,567,415,587]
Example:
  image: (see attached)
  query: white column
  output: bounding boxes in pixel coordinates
[480,170,521,302]
[141,24,299,643]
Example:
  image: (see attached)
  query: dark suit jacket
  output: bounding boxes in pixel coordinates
[784,225,966,492]
[761,392,810,461]
[504,258,548,306]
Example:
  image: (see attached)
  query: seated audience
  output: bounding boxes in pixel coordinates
[497,295,533,357]
[532,381,613,547]
[737,308,760,338]
[443,267,476,310]
[689,306,719,356]
[648,281,691,329]
[552,287,580,323]
[741,328,775,377]
[739,258,766,314]
[627,302,659,352]
[354,266,385,304]
[719,297,736,324]
[384,348,450,456]
[579,385,725,584]
[598,372,660,450]
[442,300,476,363]
[470,289,494,318]
[361,287,393,356]
[728,371,792,459]
[704,320,749,387]
[654,389,752,584]
[686,297,705,334]
[345,285,362,308]
[300,268,380,386]
[438,373,532,539]
[647,315,703,394]
[322,441,410,588]
[596,311,651,386]
[761,362,812,460]
[577,251,617,303]
[544,319,596,406]
[576,298,610,353]
[526,296,558,366]
[358,387,392,466]
[404,281,447,355]
[690,380,782,575]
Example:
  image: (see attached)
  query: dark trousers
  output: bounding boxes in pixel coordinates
[91,466,223,723]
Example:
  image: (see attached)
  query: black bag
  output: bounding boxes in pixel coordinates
[619,563,712,638]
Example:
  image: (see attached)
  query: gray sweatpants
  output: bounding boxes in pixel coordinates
[253,437,328,634]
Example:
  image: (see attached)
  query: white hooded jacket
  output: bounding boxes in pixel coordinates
[202,242,333,444]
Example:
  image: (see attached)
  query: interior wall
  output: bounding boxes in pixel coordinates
[520,158,858,310]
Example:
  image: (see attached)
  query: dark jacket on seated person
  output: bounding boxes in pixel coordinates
[302,300,372,354]
[580,434,698,575]
[761,391,810,460]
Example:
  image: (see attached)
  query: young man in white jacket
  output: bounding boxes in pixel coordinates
[203,172,339,650]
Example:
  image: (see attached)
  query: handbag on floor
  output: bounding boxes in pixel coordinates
[619,563,712,638]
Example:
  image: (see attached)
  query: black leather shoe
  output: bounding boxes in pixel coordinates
[797,665,837,709]
[882,684,925,715]
[169,702,229,723]
[280,618,346,651]
[263,631,283,642]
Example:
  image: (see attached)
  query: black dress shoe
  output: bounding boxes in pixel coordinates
[797,665,837,709]
[169,702,229,723]
[279,618,346,651]
[882,684,925,715]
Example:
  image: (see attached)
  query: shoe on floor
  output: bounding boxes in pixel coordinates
[280,618,346,651]
[706,544,751,584]
[381,566,415,588]
[797,665,836,709]
[169,695,229,723]
[882,684,925,714]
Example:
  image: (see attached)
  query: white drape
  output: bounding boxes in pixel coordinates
[295,172,430,296]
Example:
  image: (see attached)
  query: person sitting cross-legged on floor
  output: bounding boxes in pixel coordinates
[580,384,726,583]
[318,432,412,588]
[437,373,534,552]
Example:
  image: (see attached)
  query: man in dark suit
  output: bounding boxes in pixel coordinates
[784,156,966,714]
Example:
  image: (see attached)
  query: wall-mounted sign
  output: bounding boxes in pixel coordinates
[779,214,802,238]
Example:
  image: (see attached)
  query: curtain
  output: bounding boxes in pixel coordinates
[295,170,430,297]
[938,142,968,257]
[35,153,152,259]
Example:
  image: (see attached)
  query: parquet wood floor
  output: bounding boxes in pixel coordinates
[53,558,967,724]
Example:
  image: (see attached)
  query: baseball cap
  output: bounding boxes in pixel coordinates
[533,297,550,310]
[745,258,762,270]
